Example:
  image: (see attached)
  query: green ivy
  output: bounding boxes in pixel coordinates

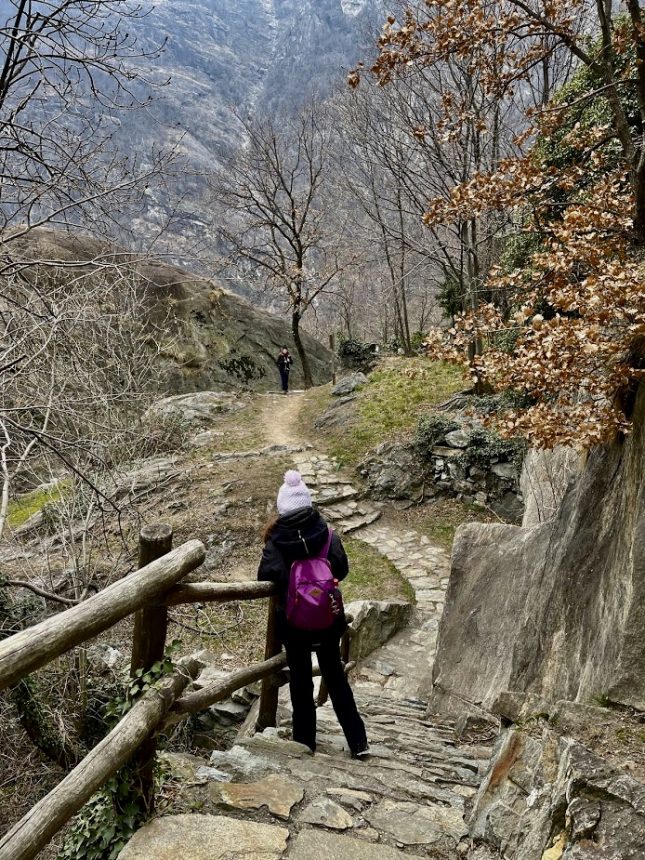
[58,773,141,860]
[58,641,181,860]
[414,415,460,461]
[459,427,527,470]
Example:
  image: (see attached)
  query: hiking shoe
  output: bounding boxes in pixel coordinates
[352,744,370,759]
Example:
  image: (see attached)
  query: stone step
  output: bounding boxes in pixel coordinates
[250,751,464,809]
[312,485,360,506]
[319,501,361,520]
[339,510,382,534]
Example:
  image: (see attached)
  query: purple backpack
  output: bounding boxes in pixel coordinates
[286,528,342,630]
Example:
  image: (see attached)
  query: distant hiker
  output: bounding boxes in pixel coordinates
[277,346,293,394]
[257,470,369,758]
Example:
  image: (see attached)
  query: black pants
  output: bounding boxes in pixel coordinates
[279,369,289,392]
[285,631,367,754]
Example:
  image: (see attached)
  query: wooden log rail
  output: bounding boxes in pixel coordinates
[0,655,203,860]
[0,536,206,691]
[0,523,293,860]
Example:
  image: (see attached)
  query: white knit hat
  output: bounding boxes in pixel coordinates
[277,470,313,515]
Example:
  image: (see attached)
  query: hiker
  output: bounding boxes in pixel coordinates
[276,346,293,394]
[257,470,369,757]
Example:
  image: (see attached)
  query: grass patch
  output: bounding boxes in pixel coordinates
[344,536,416,604]
[7,484,66,528]
[301,358,465,467]
[383,498,500,551]
[186,397,267,458]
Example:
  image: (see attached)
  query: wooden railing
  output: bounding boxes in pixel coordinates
[0,523,297,860]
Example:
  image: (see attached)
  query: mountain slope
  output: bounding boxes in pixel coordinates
[125,0,382,259]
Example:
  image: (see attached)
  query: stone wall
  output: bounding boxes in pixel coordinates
[427,382,645,714]
[358,419,525,522]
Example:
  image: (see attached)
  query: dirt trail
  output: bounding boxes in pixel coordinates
[259,391,307,447]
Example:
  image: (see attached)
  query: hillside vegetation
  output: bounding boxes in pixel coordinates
[300,358,466,467]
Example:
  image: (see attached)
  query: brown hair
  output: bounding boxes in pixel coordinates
[262,514,279,544]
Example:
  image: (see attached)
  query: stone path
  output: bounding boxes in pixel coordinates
[119,397,497,859]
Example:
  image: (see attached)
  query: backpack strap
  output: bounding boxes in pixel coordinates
[319,527,333,559]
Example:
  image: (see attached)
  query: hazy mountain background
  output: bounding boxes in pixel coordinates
[119,0,383,268]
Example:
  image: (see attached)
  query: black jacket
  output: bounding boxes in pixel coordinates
[258,507,348,639]
[277,353,293,372]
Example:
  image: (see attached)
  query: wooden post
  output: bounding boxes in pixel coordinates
[0,539,205,691]
[0,656,202,860]
[129,523,173,815]
[256,596,281,732]
[329,333,336,385]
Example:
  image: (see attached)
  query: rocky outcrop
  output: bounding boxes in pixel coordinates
[428,383,645,714]
[13,230,332,393]
[471,726,645,858]
[358,421,525,521]
[358,442,427,501]
[158,278,332,392]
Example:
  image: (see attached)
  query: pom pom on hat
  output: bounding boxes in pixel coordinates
[283,470,302,487]
[277,470,313,515]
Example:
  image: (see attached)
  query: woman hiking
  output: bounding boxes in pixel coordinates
[257,470,369,757]
[276,346,293,394]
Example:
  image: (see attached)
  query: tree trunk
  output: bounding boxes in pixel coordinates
[292,312,313,388]
[11,677,81,771]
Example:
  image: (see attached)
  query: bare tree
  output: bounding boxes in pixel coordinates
[214,106,343,387]
[365,0,645,241]
[0,0,183,530]
[341,0,581,340]
[0,0,170,240]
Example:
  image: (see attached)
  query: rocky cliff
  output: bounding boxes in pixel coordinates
[12,229,332,392]
[428,382,645,713]
[108,0,383,260]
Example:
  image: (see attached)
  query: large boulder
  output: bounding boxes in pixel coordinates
[331,372,368,396]
[428,383,645,713]
[346,599,414,662]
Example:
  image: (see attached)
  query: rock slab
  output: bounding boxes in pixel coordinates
[117,814,289,859]
[346,599,413,663]
[365,798,467,847]
[288,830,426,860]
[209,773,304,820]
[429,383,645,712]
[299,796,354,830]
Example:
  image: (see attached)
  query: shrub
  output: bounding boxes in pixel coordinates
[133,413,191,459]
[414,415,460,461]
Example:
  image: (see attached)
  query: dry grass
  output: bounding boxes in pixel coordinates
[383,498,502,551]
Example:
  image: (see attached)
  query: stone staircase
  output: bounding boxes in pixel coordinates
[294,451,383,534]
[118,452,498,859]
